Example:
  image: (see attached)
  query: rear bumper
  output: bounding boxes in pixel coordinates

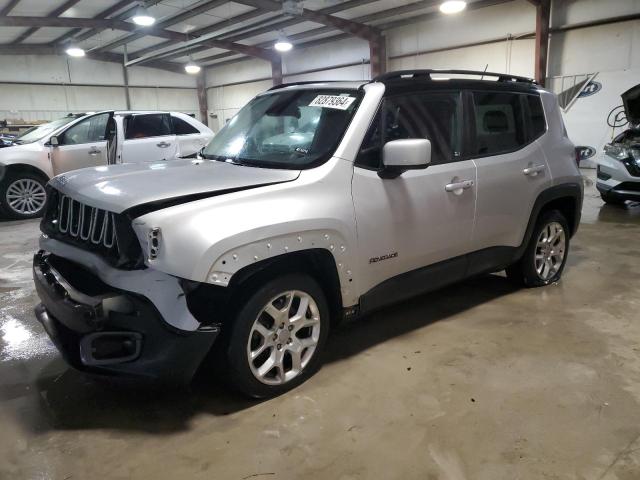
[33,251,218,385]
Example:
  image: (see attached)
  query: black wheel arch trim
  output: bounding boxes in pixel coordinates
[1,163,50,182]
[514,182,583,261]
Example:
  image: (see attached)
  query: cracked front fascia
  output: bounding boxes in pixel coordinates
[39,236,200,332]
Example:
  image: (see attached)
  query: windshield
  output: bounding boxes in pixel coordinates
[202,89,361,169]
[15,116,80,144]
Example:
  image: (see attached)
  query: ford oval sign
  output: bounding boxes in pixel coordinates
[579,81,602,98]
[575,146,596,160]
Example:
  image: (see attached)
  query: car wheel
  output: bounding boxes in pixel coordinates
[226,273,330,398]
[600,192,626,206]
[506,210,570,287]
[0,171,48,219]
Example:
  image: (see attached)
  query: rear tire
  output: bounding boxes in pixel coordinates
[226,273,330,398]
[506,210,570,287]
[0,170,48,219]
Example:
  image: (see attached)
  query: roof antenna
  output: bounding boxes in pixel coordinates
[480,64,489,80]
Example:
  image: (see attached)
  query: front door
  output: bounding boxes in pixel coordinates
[121,113,178,163]
[51,112,111,175]
[352,90,477,298]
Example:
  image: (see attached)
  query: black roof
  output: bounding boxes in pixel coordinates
[267,70,540,95]
[373,70,541,95]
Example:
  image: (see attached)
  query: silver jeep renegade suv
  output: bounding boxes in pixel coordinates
[33,70,583,397]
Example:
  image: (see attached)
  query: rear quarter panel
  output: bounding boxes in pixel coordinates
[537,90,583,187]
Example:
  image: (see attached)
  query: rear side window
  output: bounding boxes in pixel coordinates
[172,116,200,135]
[125,114,172,139]
[471,92,526,156]
[526,95,546,139]
[356,91,461,169]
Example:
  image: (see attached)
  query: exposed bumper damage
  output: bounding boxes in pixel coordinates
[33,237,219,384]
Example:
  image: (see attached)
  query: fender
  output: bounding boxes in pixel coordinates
[514,182,583,260]
[1,162,51,182]
[205,229,357,306]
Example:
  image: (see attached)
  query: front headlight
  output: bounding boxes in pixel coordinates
[604,143,629,160]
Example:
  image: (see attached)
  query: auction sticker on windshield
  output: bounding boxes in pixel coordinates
[309,95,356,110]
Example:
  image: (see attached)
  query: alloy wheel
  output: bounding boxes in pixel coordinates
[534,221,566,281]
[247,290,321,385]
[6,179,46,215]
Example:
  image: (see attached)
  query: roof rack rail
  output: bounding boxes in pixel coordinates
[268,80,346,91]
[372,69,537,85]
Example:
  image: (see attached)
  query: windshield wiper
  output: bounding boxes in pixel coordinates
[202,153,248,166]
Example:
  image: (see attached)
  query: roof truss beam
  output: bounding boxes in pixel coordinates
[234,0,381,41]
[52,0,136,45]
[11,0,81,44]
[0,44,185,73]
[0,0,20,16]
[95,0,230,52]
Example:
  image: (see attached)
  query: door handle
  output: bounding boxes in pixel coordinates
[523,165,545,176]
[445,179,474,193]
[88,148,101,155]
[157,142,171,148]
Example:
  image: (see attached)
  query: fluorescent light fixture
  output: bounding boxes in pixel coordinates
[440,0,467,14]
[65,46,85,57]
[274,32,293,52]
[132,5,155,26]
[185,59,201,74]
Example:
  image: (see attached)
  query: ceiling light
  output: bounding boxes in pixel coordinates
[185,58,201,74]
[65,46,85,57]
[274,32,293,52]
[440,1,467,14]
[132,5,155,26]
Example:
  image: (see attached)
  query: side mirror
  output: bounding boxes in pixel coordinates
[379,138,431,179]
[49,136,59,146]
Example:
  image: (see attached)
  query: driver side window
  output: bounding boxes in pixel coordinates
[60,113,109,145]
[355,92,462,169]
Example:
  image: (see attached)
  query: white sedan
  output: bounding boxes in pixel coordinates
[0,111,213,219]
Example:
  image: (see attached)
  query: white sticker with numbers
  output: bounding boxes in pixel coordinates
[308,95,356,110]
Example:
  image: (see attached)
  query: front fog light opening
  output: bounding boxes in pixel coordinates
[148,227,161,260]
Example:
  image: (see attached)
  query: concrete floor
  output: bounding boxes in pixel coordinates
[1,170,640,479]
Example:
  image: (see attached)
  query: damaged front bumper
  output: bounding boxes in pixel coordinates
[33,241,220,385]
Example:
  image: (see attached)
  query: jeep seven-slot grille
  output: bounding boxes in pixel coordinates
[41,188,144,269]
[58,195,117,248]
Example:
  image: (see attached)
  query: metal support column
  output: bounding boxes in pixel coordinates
[271,57,283,86]
[196,70,208,127]
[122,44,131,109]
[534,0,551,86]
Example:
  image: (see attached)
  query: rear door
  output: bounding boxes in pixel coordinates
[121,113,177,163]
[470,91,552,252]
[171,114,210,157]
[51,112,111,175]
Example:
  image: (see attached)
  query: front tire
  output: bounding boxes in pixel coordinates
[506,210,570,287]
[226,274,330,398]
[0,171,48,219]
[600,192,626,206]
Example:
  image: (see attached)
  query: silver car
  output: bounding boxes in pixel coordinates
[32,70,583,397]
[0,111,213,219]
[596,84,640,204]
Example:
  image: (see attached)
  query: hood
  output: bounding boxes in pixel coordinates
[0,141,41,156]
[622,84,640,126]
[50,159,300,215]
